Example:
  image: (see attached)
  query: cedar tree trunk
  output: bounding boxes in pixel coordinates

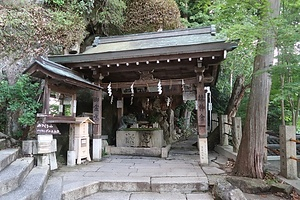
[232,0,280,178]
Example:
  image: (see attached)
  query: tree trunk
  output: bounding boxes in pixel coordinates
[280,74,285,125]
[225,75,248,119]
[232,0,280,178]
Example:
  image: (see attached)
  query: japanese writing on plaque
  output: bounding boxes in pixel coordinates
[36,123,60,135]
[93,96,100,122]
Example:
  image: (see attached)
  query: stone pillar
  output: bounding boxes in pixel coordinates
[232,117,242,153]
[92,89,102,161]
[211,113,218,132]
[71,93,77,117]
[280,125,297,179]
[196,81,208,165]
[219,115,229,146]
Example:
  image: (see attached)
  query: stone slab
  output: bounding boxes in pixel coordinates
[37,154,50,166]
[151,176,208,192]
[42,176,63,200]
[99,176,151,192]
[244,193,284,200]
[0,157,34,195]
[0,148,19,172]
[0,139,6,149]
[22,140,38,155]
[84,171,132,177]
[38,139,57,154]
[38,134,53,141]
[186,193,214,200]
[109,146,162,157]
[1,166,49,200]
[206,174,227,186]
[63,180,100,200]
[277,175,300,195]
[116,130,164,148]
[198,138,209,165]
[130,192,186,200]
[49,152,58,170]
[202,166,226,175]
[67,150,76,166]
[93,138,102,161]
[81,191,131,200]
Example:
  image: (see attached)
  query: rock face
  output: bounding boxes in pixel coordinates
[226,176,271,194]
[212,179,247,200]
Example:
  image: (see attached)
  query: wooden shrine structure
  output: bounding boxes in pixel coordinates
[25,25,237,164]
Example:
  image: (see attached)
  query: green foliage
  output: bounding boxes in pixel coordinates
[0,75,42,135]
[124,0,182,33]
[45,0,65,6]
[91,0,126,35]
[0,3,87,57]
[45,0,95,14]
[175,100,196,130]
[175,0,212,27]
[269,0,300,129]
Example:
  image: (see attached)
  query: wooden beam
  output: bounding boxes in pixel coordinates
[100,77,214,89]
[65,52,224,69]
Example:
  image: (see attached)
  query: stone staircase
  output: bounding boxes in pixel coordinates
[0,148,49,200]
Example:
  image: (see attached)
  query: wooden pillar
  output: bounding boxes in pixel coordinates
[43,77,50,114]
[280,125,297,179]
[232,117,242,153]
[219,115,229,146]
[92,89,102,161]
[196,81,208,165]
[117,97,124,123]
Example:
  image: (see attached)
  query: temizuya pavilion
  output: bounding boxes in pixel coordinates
[29,25,237,164]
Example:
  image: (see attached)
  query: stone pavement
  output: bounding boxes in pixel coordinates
[50,155,214,199]
[44,134,225,199]
[44,134,297,200]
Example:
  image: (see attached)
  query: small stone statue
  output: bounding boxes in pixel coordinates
[118,114,137,130]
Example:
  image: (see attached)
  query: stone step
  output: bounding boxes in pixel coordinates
[151,176,208,193]
[0,139,6,150]
[0,157,34,196]
[0,166,49,200]
[81,191,214,200]
[42,176,63,200]
[60,176,208,200]
[0,148,19,172]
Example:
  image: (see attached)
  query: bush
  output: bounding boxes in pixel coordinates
[0,75,41,137]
